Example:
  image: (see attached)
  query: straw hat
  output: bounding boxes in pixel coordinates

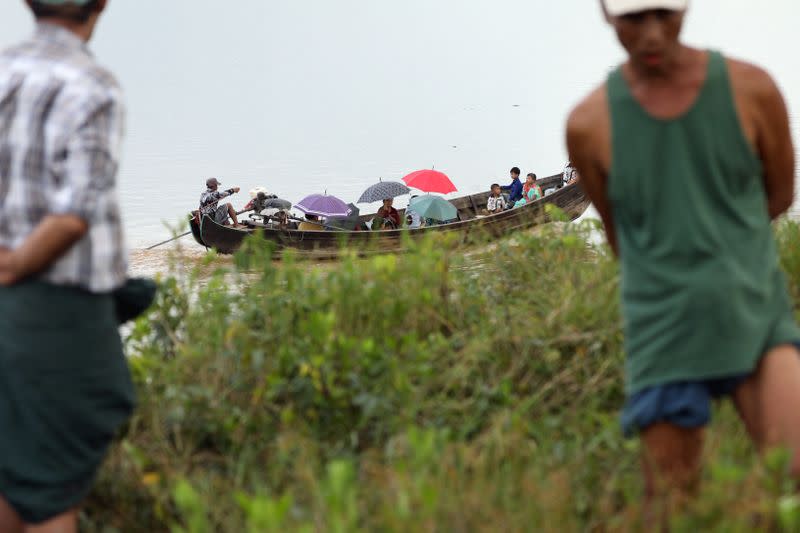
[249,186,270,199]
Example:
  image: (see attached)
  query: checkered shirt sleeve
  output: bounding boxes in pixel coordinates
[0,24,127,292]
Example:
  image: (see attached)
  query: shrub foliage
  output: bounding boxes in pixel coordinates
[84,218,800,531]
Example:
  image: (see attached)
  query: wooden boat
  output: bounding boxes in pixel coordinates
[189,173,590,256]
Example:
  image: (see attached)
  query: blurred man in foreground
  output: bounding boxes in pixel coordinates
[0,1,142,531]
[567,0,800,521]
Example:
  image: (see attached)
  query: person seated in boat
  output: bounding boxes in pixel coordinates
[565,167,580,185]
[245,187,292,214]
[513,173,543,208]
[405,210,422,229]
[484,183,507,214]
[405,195,424,228]
[272,210,291,228]
[375,198,401,229]
[563,161,580,186]
[501,167,523,205]
[298,214,324,231]
[200,177,240,225]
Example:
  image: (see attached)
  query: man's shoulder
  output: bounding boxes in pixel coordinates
[0,38,122,104]
[724,55,781,105]
[0,39,34,62]
[61,52,122,102]
[725,56,772,84]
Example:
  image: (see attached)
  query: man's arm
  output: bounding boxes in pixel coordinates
[213,189,233,202]
[750,67,795,219]
[0,216,88,285]
[566,87,618,255]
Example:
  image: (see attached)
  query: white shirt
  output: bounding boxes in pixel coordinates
[406,209,421,228]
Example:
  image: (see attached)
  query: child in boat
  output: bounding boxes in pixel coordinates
[514,173,543,208]
[501,167,523,204]
[485,183,507,214]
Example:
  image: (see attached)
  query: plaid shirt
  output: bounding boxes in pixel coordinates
[0,23,126,292]
[199,188,233,215]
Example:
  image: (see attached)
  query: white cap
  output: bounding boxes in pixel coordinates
[604,0,688,16]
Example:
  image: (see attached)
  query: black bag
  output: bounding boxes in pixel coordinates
[112,278,158,324]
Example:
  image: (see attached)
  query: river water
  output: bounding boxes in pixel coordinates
[0,1,798,263]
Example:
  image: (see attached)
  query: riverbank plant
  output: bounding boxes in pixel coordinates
[84,216,800,531]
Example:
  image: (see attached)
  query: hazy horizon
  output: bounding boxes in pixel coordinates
[1,1,799,246]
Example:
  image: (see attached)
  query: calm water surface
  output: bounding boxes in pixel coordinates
[0,1,799,249]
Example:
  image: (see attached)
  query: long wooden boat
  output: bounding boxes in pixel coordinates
[189,173,589,256]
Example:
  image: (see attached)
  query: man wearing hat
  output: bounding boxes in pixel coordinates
[199,177,241,226]
[567,0,800,516]
[0,0,147,530]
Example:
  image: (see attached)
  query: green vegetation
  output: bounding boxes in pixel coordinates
[84,216,800,532]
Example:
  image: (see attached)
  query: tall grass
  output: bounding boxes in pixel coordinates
[83,217,800,531]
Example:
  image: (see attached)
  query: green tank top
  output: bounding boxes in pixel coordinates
[607,51,800,395]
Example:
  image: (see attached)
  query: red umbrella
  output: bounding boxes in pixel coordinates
[402,170,457,194]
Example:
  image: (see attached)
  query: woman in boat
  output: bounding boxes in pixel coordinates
[374,198,401,229]
[514,173,543,208]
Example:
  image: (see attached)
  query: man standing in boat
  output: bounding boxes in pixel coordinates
[200,177,241,226]
[567,0,800,519]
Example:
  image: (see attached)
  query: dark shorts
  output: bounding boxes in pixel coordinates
[0,282,135,523]
[211,204,230,224]
[622,342,800,437]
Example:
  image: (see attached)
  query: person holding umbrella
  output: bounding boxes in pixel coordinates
[374,198,401,229]
[294,193,352,231]
[357,180,410,230]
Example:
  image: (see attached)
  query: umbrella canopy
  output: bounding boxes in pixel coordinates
[295,194,351,218]
[402,170,457,194]
[409,195,458,222]
[326,203,361,230]
[357,181,411,204]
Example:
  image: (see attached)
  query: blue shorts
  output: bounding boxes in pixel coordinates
[621,343,800,437]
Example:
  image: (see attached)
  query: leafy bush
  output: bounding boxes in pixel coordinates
[81,217,800,531]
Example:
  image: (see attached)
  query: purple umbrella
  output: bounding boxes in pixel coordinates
[295,194,351,218]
